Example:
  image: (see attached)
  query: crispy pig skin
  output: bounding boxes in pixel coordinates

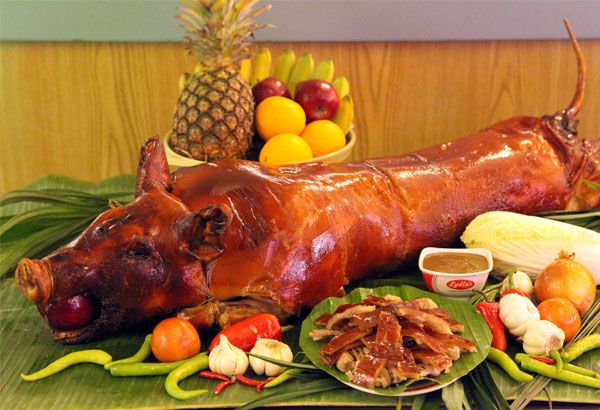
[14,26,600,342]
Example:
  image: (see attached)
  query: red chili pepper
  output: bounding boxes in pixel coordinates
[199,370,230,382]
[475,302,507,351]
[256,377,276,393]
[209,313,282,352]
[529,355,555,364]
[500,288,528,298]
[234,374,261,387]
[214,380,236,395]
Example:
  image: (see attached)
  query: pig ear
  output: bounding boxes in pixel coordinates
[135,136,172,197]
[178,205,229,262]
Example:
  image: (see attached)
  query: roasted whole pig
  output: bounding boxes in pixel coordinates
[16,23,600,343]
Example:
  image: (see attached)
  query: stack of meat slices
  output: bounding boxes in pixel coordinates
[309,295,476,389]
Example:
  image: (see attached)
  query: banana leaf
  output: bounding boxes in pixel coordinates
[0,175,136,277]
[299,286,492,396]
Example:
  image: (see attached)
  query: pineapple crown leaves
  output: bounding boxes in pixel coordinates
[178,0,273,68]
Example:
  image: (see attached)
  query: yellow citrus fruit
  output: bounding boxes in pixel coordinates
[300,120,345,157]
[255,96,306,141]
[259,133,313,165]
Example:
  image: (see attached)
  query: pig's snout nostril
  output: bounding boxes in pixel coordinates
[15,258,52,304]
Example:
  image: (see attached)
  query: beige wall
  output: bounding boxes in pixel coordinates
[1,40,599,193]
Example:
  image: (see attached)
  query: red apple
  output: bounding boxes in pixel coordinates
[46,294,98,331]
[294,80,339,122]
[252,77,291,104]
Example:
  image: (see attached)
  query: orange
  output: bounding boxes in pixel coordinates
[255,96,306,141]
[300,120,345,157]
[537,297,581,342]
[259,133,313,165]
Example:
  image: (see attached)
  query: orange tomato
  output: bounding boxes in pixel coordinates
[537,297,581,341]
[255,96,306,141]
[151,317,201,362]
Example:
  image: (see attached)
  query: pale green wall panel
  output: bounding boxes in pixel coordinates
[1,0,599,42]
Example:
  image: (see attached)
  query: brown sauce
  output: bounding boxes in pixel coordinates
[423,253,489,274]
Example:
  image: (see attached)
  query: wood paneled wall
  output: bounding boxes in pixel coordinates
[1,40,599,193]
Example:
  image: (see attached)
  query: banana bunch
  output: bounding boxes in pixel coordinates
[241,48,354,135]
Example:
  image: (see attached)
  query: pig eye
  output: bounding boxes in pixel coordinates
[123,242,153,260]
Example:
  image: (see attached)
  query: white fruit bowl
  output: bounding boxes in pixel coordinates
[164,128,356,168]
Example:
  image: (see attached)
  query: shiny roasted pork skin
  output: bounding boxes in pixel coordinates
[171,116,596,315]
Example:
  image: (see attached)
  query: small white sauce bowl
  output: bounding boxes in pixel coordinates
[418,247,493,299]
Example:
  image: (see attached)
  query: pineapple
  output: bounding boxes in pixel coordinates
[171,0,271,160]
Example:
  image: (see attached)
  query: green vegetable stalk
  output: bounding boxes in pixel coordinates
[264,368,303,388]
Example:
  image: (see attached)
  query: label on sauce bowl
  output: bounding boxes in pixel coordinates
[446,279,475,290]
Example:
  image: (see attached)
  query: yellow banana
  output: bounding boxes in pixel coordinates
[332,76,350,99]
[239,58,252,83]
[178,73,191,92]
[313,59,335,83]
[273,50,296,85]
[287,52,314,97]
[250,47,272,86]
[333,95,354,135]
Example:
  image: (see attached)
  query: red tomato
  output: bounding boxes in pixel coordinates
[151,317,201,362]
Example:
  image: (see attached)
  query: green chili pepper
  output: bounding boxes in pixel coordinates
[104,334,152,370]
[562,362,599,378]
[515,353,599,378]
[264,368,303,388]
[549,349,563,372]
[486,347,533,383]
[520,356,600,389]
[561,334,600,362]
[21,350,112,381]
[164,353,209,400]
[109,357,195,377]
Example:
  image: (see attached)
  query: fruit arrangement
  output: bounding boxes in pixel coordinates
[247,48,354,164]
[169,0,354,165]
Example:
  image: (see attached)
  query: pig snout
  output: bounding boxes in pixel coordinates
[16,258,52,304]
[16,257,101,339]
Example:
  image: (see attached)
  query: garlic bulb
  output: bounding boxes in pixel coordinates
[208,335,248,376]
[501,270,533,297]
[249,338,293,376]
[499,293,539,338]
[522,320,565,355]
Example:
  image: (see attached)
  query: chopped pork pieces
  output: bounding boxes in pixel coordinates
[309,294,476,388]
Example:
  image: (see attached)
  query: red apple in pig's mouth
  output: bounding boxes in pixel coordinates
[252,77,291,105]
[294,80,339,122]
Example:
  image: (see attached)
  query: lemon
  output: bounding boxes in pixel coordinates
[259,133,313,165]
[300,120,345,157]
[255,96,306,141]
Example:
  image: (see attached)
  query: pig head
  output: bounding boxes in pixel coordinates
[15,137,224,343]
